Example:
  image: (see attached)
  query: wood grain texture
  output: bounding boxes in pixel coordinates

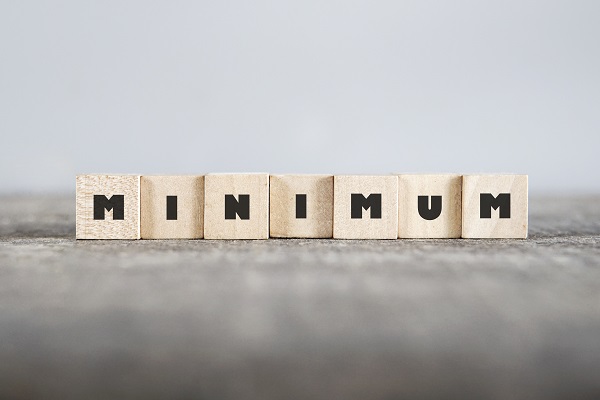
[398,174,462,238]
[270,175,333,238]
[462,175,528,238]
[204,174,269,239]
[333,175,398,239]
[76,174,140,239]
[140,176,204,239]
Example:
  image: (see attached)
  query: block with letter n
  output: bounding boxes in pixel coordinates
[203,174,269,239]
[76,174,140,239]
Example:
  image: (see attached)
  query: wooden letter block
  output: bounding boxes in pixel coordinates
[76,174,140,239]
[333,175,398,239]
[270,175,333,238]
[398,174,462,238]
[140,176,204,239]
[204,174,269,239]
[462,175,528,238]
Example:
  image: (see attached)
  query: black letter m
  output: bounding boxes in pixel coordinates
[351,193,382,219]
[480,193,511,218]
[93,195,124,220]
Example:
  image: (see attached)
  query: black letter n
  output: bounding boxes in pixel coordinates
[351,193,382,219]
[93,195,124,220]
[225,194,250,220]
[480,193,511,218]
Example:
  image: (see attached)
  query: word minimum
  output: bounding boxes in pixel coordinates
[76,174,528,240]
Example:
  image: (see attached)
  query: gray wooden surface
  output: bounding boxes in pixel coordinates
[0,195,599,399]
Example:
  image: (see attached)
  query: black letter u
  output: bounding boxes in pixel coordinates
[417,196,442,220]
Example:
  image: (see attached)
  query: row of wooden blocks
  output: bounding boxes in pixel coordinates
[76,174,528,240]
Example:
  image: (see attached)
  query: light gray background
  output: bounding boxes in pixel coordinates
[1,0,599,193]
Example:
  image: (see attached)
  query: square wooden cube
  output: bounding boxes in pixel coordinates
[204,174,269,239]
[398,174,462,238]
[462,175,528,239]
[270,175,333,238]
[76,174,140,239]
[333,175,398,239]
[140,175,204,239]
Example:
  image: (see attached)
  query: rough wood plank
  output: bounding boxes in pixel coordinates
[1,195,600,400]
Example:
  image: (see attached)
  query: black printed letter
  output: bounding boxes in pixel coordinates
[418,196,442,220]
[225,194,250,220]
[166,196,177,220]
[93,195,124,220]
[351,193,382,219]
[296,194,307,219]
[480,193,511,218]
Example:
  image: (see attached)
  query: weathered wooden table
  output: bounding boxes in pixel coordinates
[1,195,599,399]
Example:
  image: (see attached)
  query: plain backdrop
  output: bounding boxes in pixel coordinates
[1,0,599,194]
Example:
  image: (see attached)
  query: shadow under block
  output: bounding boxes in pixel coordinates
[140,176,204,239]
[204,174,269,239]
[462,175,528,239]
[333,175,398,239]
[398,174,462,238]
[76,175,140,239]
[270,175,333,238]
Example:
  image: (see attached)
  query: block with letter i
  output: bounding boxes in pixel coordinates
[76,174,140,239]
[461,175,528,239]
[270,175,333,238]
[204,174,269,239]
[140,176,204,239]
[333,175,398,239]
[398,174,462,238]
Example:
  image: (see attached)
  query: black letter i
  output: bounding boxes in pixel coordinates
[296,194,307,219]
[166,196,177,220]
